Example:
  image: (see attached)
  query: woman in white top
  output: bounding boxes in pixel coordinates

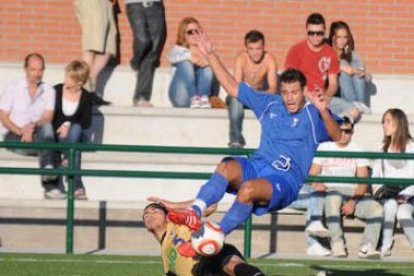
[373,108,414,256]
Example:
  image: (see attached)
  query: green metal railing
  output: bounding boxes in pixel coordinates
[1,141,414,258]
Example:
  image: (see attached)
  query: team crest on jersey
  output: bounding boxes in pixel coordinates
[291,118,299,127]
[318,56,332,81]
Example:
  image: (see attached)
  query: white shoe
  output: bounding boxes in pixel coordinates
[353,101,372,114]
[190,96,201,108]
[306,243,331,256]
[331,240,347,258]
[306,221,330,238]
[381,248,391,257]
[44,188,66,200]
[199,95,211,108]
[357,244,381,259]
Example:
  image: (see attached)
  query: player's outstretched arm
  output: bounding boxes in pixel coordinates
[147,196,217,217]
[308,89,341,141]
[194,28,239,98]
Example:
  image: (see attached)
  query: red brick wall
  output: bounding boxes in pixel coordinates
[0,0,413,74]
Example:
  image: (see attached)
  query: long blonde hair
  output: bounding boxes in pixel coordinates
[176,17,200,48]
[382,108,412,153]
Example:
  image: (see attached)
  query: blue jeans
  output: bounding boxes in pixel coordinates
[4,123,59,190]
[339,60,367,104]
[325,191,382,248]
[288,184,323,247]
[126,1,166,102]
[226,96,246,145]
[169,61,213,107]
[57,123,84,191]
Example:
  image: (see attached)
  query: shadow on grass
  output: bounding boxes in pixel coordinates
[310,264,402,276]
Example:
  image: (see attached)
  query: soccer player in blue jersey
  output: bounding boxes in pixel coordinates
[168,28,343,257]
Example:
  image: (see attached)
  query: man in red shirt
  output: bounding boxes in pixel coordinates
[285,12,360,121]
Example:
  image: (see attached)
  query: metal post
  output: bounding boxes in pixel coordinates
[244,214,252,258]
[65,148,76,254]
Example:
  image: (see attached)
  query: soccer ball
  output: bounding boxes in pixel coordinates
[191,221,224,256]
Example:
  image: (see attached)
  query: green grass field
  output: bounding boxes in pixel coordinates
[0,253,413,276]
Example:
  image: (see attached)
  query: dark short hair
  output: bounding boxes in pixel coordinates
[306,12,325,27]
[280,68,307,89]
[244,30,265,45]
[143,203,168,216]
[24,53,45,69]
[340,116,354,128]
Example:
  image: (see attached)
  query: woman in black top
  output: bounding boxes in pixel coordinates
[53,60,93,200]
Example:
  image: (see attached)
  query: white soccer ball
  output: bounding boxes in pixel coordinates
[191,221,225,256]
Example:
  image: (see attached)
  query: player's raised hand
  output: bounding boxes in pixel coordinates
[193,28,214,57]
[308,87,329,112]
[147,196,171,207]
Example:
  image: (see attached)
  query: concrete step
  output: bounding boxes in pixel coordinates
[1,107,414,201]
[0,62,413,114]
[1,199,413,259]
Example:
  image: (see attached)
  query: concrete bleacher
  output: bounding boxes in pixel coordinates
[0,63,414,257]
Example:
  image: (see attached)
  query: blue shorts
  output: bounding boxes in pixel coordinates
[223,156,298,216]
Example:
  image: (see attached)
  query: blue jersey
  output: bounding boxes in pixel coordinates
[237,82,338,191]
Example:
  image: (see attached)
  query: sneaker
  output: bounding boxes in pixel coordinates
[200,95,211,108]
[228,142,244,149]
[331,240,347,258]
[168,208,202,231]
[381,248,392,257]
[44,188,66,200]
[177,241,198,257]
[134,98,153,108]
[305,221,330,238]
[306,243,331,256]
[74,188,88,200]
[190,96,201,108]
[41,165,58,182]
[353,101,372,114]
[357,244,381,259]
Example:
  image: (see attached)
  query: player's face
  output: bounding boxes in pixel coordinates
[334,28,348,51]
[25,57,44,86]
[306,24,325,48]
[185,22,199,46]
[280,81,306,114]
[246,40,265,63]
[383,112,396,138]
[338,123,354,145]
[143,207,166,231]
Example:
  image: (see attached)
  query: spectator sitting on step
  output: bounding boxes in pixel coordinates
[0,53,65,200]
[168,17,213,108]
[284,12,361,123]
[328,21,372,114]
[227,30,278,148]
[52,60,94,200]
[372,108,414,257]
[307,117,383,259]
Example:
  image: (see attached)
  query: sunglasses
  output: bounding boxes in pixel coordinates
[307,31,325,37]
[186,29,199,35]
[340,129,353,134]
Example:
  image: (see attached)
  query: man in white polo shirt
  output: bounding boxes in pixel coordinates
[0,53,65,200]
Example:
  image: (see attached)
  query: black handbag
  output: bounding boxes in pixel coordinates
[373,159,405,201]
[374,185,404,201]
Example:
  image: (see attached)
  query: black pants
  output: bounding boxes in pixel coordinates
[126,1,167,101]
